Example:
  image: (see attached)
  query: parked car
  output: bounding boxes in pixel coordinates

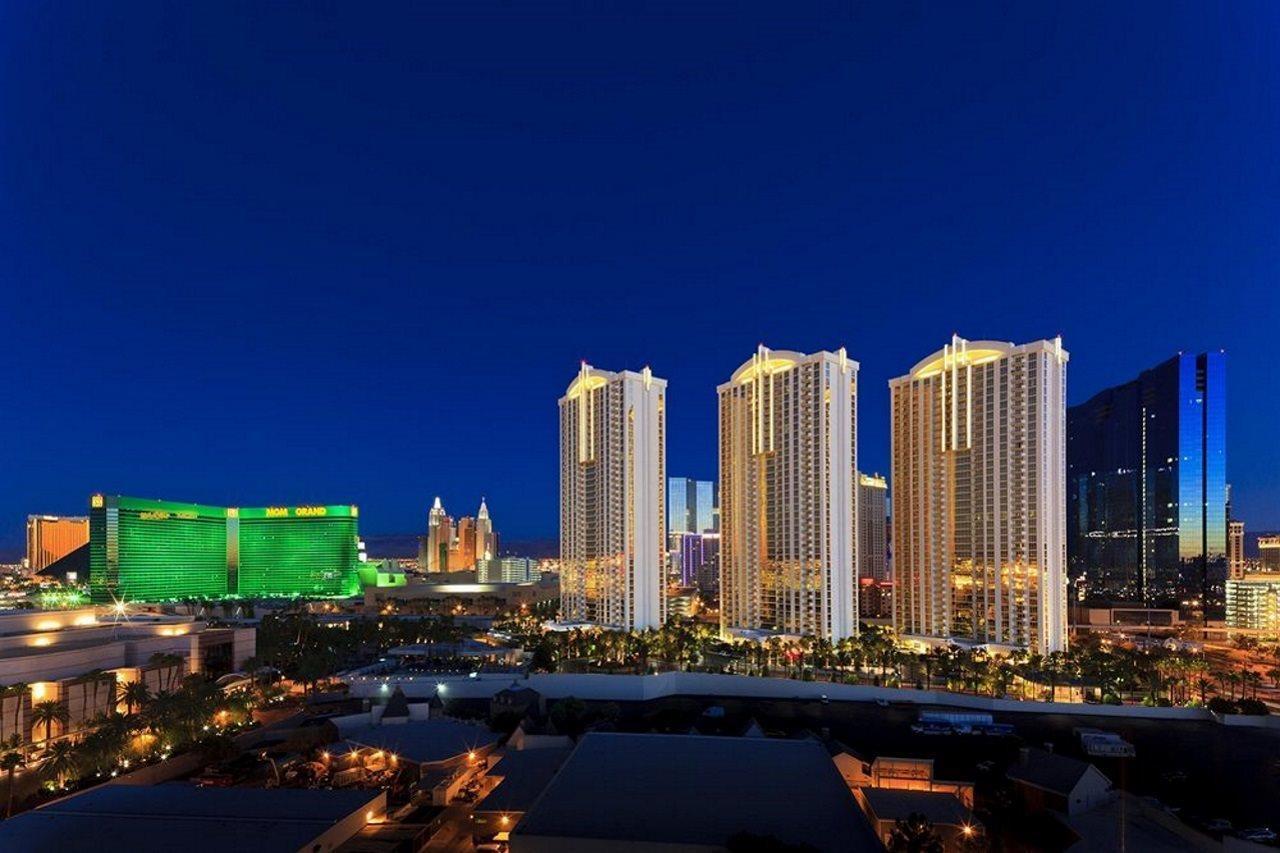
[1239,827,1277,843]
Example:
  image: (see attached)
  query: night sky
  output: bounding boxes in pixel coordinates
[3,2,1279,555]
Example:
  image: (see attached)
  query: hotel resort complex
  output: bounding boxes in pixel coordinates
[890,336,1070,655]
[558,363,667,631]
[89,495,362,603]
[717,346,860,641]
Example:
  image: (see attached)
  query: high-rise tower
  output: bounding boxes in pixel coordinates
[891,335,1069,654]
[422,497,452,573]
[1066,352,1227,611]
[559,362,667,630]
[718,345,859,640]
[476,498,496,560]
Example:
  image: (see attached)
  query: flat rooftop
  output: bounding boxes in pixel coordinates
[338,718,499,765]
[860,787,973,826]
[0,784,382,853]
[513,733,880,852]
[474,747,572,813]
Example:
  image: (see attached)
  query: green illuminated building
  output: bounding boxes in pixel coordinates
[89,495,361,603]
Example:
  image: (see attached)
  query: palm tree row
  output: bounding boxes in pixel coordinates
[0,672,260,818]
[510,617,1244,708]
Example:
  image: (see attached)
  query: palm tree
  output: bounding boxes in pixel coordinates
[148,653,185,694]
[40,740,79,788]
[1,684,27,745]
[76,714,128,777]
[1,734,25,818]
[888,812,943,853]
[29,701,68,748]
[121,681,150,716]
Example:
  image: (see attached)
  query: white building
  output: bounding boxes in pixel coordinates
[477,556,542,585]
[890,335,1069,655]
[1226,573,1280,638]
[718,345,859,640]
[558,362,666,630]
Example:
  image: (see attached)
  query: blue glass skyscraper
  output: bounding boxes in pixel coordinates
[1067,352,1227,611]
[667,477,717,534]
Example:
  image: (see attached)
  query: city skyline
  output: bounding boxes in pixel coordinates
[4,4,1280,553]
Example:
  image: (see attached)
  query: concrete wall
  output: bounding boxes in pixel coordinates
[346,671,1218,723]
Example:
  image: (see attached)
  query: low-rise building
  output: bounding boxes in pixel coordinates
[855,788,982,853]
[477,557,541,585]
[0,606,254,745]
[830,751,974,808]
[1006,748,1113,817]
[0,784,386,853]
[330,717,500,805]
[471,746,573,846]
[511,733,881,852]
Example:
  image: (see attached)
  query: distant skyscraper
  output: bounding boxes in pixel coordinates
[667,478,718,534]
[1229,520,1246,580]
[475,498,497,559]
[452,516,477,570]
[26,515,89,572]
[718,345,858,640]
[857,474,889,618]
[1066,352,1227,610]
[1261,536,1280,572]
[422,497,452,572]
[559,362,666,630]
[891,335,1069,654]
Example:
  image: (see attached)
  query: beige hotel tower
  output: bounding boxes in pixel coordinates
[559,362,667,630]
[718,345,859,641]
[890,335,1069,655]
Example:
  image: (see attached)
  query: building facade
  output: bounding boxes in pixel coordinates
[718,346,859,640]
[1226,574,1280,639]
[668,478,717,535]
[1228,520,1245,580]
[475,499,497,559]
[422,497,452,573]
[1066,352,1227,610]
[1260,536,1280,572]
[891,336,1069,654]
[26,515,89,573]
[477,556,541,585]
[89,495,360,602]
[857,474,889,618]
[558,363,666,630]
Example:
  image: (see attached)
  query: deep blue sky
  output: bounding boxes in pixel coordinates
[3,2,1279,555]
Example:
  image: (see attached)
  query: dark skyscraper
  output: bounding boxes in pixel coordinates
[1067,352,1227,611]
[667,478,717,535]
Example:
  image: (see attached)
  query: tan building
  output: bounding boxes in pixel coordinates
[718,346,859,640]
[1260,536,1280,572]
[0,607,253,746]
[421,497,453,572]
[1229,520,1246,579]
[558,362,666,630]
[25,515,89,572]
[452,516,478,570]
[890,335,1069,654]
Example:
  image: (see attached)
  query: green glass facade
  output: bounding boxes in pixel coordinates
[89,495,360,603]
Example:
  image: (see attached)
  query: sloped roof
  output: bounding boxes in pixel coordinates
[1007,749,1105,795]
